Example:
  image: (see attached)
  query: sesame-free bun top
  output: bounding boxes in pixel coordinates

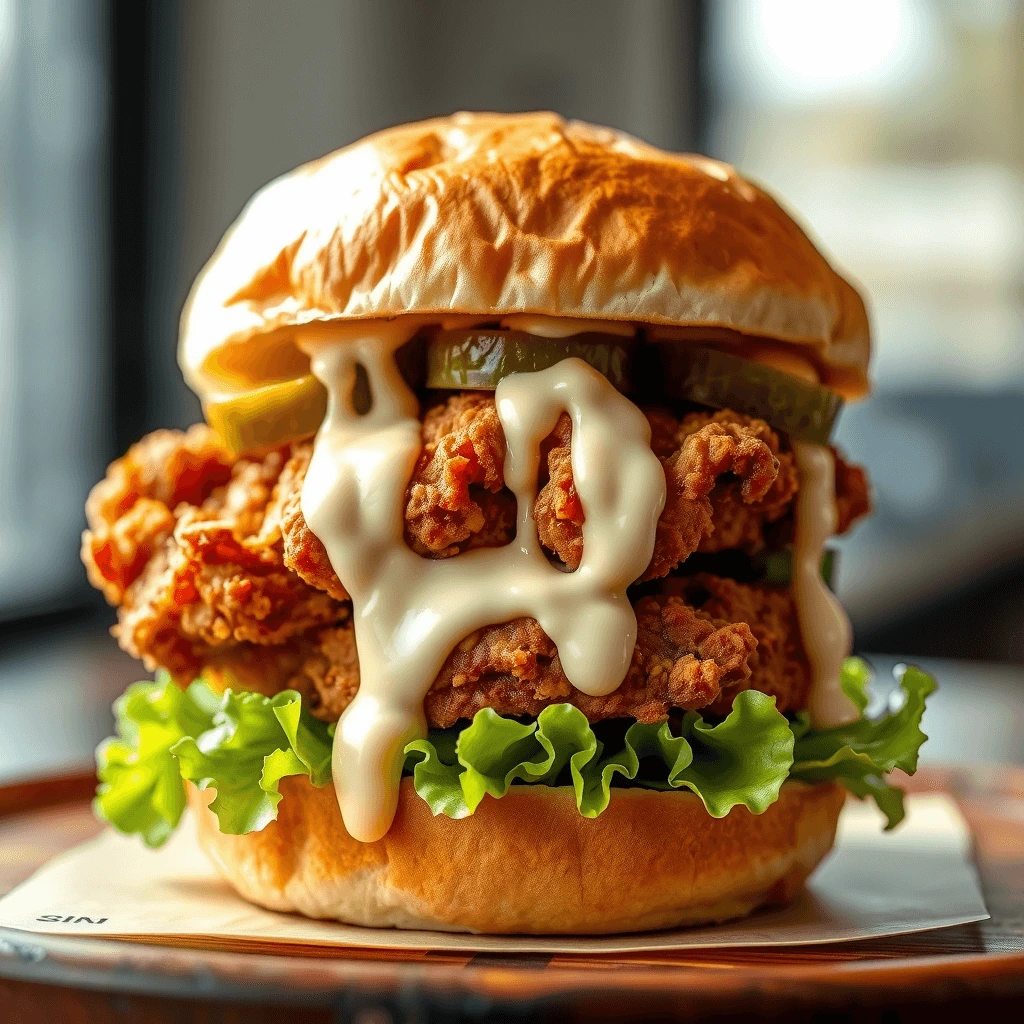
[180,111,870,400]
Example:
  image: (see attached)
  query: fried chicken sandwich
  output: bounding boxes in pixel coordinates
[86,112,933,934]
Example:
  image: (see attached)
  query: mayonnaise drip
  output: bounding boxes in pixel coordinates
[300,322,665,842]
[501,314,636,338]
[791,440,858,727]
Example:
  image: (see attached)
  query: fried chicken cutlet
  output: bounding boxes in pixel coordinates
[83,396,870,728]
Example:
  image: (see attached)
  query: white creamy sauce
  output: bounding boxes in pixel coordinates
[300,322,665,842]
[791,440,858,727]
[501,314,636,339]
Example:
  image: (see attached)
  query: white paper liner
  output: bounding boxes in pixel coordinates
[0,794,988,954]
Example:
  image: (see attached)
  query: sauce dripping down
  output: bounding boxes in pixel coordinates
[791,439,858,727]
[300,322,666,842]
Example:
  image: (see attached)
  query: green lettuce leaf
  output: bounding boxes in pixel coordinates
[404,689,795,821]
[95,676,219,847]
[96,657,935,845]
[95,674,332,846]
[172,688,332,835]
[789,659,936,829]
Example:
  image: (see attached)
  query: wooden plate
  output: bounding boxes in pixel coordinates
[1,765,1022,1022]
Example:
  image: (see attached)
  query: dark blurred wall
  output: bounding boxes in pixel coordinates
[0,0,106,617]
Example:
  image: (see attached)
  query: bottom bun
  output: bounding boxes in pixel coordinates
[190,777,846,935]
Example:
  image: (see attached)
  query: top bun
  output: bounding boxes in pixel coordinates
[180,111,870,400]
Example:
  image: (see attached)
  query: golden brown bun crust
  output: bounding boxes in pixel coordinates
[181,112,869,400]
[190,777,846,934]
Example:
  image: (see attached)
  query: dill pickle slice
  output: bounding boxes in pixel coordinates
[658,345,843,443]
[204,374,328,455]
[758,548,837,589]
[426,329,634,392]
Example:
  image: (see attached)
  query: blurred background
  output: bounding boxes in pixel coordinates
[2,0,1023,779]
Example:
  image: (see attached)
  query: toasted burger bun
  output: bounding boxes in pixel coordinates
[190,777,846,935]
[180,111,870,401]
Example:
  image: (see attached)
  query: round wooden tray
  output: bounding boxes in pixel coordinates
[1,765,1022,1022]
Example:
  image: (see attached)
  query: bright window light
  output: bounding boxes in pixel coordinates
[725,0,941,102]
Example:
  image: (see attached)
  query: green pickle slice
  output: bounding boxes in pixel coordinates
[426,329,634,393]
[658,345,843,444]
[205,374,328,455]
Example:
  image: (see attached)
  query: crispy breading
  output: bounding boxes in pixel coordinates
[87,443,349,677]
[82,426,233,604]
[261,443,349,602]
[404,393,507,557]
[533,413,582,568]
[86,401,860,626]
[664,574,812,716]
[266,398,806,590]
[115,515,347,679]
[288,590,758,727]
[696,441,798,556]
[642,410,782,578]
[82,394,868,723]
[834,451,872,534]
[410,398,787,575]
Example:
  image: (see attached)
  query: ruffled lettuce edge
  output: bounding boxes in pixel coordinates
[94,657,934,845]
